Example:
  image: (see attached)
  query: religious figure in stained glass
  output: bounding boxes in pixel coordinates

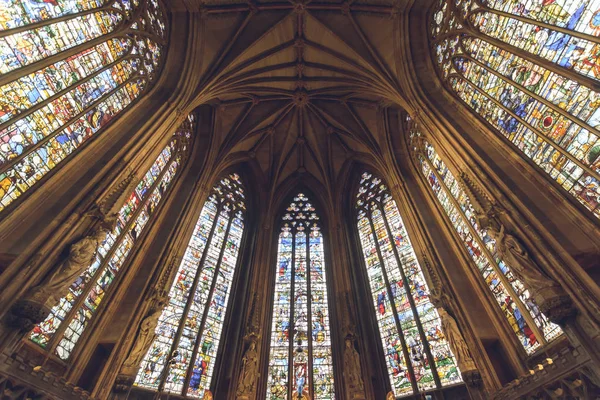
[430,0,600,219]
[28,116,193,360]
[0,0,168,212]
[354,172,462,397]
[408,118,563,355]
[266,193,335,400]
[134,173,246,399]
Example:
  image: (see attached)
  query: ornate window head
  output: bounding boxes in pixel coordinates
[430,0,600,219]
[28,115,193,360]
[0,0,168,213]
[135,173,246,398]
[266,193,335,400]
[355,171,462,397]
[408,118,563,355]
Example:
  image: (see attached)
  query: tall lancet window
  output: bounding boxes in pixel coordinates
[135,173,246,398]
[0,0,167,213]
[266,193,335,400]
[29,115,194,360]
[408,120,562,355]
[355,172,461,397]
[430,0,600,219]
[28,116,193,360]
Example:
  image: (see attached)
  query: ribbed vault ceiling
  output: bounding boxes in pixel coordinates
[169,0,431,188]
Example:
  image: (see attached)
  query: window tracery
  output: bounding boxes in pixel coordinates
[0,0,168,213]
[430,0,600,219]
[266,193,335,400]
[408,118,563,355]
[28,115,192,360]
[135,173,246,399]
[355,172,462,397]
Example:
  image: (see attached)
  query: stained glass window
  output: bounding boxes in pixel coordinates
[355,172,461,397]
[407,118,563,355]
[0,0,167,213]
[134,173,246,399]
[430,0,600,219]
[266,193,335,400]
[28,115,193,360]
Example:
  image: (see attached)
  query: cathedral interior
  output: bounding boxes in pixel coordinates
[1,0,600,398]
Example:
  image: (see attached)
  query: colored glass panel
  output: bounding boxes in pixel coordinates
[0,0,167,213]
[430,0,600,218]
[266,193,335,400]
[355,172,461,397]
[408,121,562,355]
[135,173,246,399]
[28,116,193,359]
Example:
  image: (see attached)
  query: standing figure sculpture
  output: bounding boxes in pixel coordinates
[29,229,108,309]
[438,308,476,372]
[487,224,557,293]
[236,341,259,397]
[122,295,167,372]
[344,337,365,393]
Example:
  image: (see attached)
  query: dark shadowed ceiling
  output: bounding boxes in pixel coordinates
[168,0,434,189]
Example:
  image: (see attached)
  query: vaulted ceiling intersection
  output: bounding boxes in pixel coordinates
[172,0,421,189]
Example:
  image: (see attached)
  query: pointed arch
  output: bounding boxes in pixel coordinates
[352,169,462,397]
[0,0,168,213]
[266,191,336,400]
[28,114,194,360]
[430,0,600,219]
[407,117,563,355]
[134,172,247,398]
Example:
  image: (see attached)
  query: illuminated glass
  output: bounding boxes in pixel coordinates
[0,0,167,213]
[430,0,600,218]
[266,193,335,400]
[28,116,193,360]
[355,172,461,397]
[408,118,563,355]
[135,173,246,399]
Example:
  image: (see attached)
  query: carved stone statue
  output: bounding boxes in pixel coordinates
[488,224,556,292]
[236,341,259,397]
[122,297,166,372]
[438,307,476,372]
[344,338,364,393]
[29,229,108,309]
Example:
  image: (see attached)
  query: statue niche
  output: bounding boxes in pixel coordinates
[28,229,108,309]
[121,291,168,375]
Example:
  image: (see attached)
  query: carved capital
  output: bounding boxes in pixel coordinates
[113,375,135,394]
[5,299,50,334]
[538,294,577,325]
[461,369,483,388]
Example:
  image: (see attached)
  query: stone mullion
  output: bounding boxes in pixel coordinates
[474,7,600,44]
[0,3,125,38]
[462,28,600,92]
[43,151,179,356]
[0,48,137,135]
[0,4,145,88]
[421,155,547,346]
[0,74,143,177]
[366,207,419,394]
[305,225,314,399]
[156,201,222,393]
[457,50,600,137]
[288,228,296,400]
[182,212,234,394]
[446,71,600,183]
[376,200,442,390]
